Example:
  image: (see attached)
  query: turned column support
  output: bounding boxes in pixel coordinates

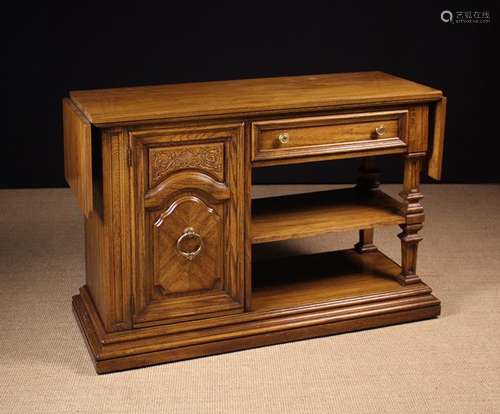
[397,153,425,285]
[355,158,379,253]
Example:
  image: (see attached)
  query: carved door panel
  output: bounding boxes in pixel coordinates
[152,195,223,297]
[131,124,244,327]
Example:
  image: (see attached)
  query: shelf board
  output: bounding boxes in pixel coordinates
[251,188,404,244]
[252,248,425,312]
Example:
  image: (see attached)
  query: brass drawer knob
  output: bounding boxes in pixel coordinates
[375,125,386,137]
[278,133,289,144]
[176,227,203,261]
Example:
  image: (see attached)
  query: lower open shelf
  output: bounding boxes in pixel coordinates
[252,248,425,312]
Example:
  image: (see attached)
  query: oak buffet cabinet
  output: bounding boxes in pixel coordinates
[64,72,446,373]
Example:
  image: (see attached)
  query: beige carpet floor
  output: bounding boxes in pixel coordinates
[1,185,499,413]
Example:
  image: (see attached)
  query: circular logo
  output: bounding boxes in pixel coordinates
[441,10,453,23]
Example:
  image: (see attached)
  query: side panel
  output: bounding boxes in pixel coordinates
[63,98,93,217]
[407,105,429,154]
[84,128,132,332]
[428,97,447,180]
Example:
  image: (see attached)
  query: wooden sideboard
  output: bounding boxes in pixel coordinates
[64,72,446,373]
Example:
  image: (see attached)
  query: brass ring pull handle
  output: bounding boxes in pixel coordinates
[278,133,289,144]
[176,227,203,261]
[375,125,385,137]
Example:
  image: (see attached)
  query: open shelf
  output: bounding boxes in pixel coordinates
[252,248,425,312]
[251,188,404,244]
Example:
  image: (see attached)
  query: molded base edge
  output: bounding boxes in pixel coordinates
[73,291,440,374]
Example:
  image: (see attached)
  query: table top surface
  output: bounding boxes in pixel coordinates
[69,71,442,126]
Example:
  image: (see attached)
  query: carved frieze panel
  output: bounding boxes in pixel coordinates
[149,143,224,187]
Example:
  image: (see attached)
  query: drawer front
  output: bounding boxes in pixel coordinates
[131,124,244,327]
[252,110,408,161]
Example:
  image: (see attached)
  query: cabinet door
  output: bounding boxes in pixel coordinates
[131,124,244,327]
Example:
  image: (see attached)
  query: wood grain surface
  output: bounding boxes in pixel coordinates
[130,124,245,327]
[69,71,442,125]
[252,249,417,311]
[251,110,407,162]
[251,188,404,244]
[63,98,93,216]
[428,97,447,180]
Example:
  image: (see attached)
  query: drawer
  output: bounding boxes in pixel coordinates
[251,110,408,162]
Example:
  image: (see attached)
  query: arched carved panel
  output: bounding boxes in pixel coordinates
[144,171,230,209]
[151,195,223,299]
